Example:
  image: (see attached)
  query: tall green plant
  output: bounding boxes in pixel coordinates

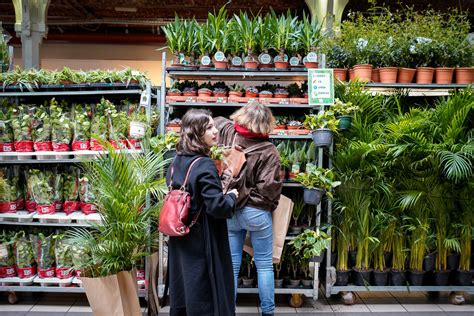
[269,10,299,59]
[296,13,323,55]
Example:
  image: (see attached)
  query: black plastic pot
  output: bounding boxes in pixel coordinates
[433,270,450,286]
[447,254,460,271]
[423,253,436,272]
[390,270,407,286]
[372,270,389,286]
[348,250,357,269]
[454,270,472,286]
[310,251,325,263]
[353,268,372,286]
[384,252,393,268]
[408,270,425,286]
[274,278,284,288]
[303,188,324,205]
[335,270,350,286]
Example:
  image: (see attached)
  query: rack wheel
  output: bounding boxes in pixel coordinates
[288,293,303,308]
[8,292,18,304]
[450,292,465,305]
[341,291,355,305]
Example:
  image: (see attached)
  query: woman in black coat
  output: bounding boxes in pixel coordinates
[166,109,238,316]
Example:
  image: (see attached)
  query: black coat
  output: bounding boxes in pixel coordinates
[166,153,236,316]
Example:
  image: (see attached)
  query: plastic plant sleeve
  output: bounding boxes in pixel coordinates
[54,235,74,278]
[14,231,36,278]
[62,167,80,214]
[29,168,55,214]
[0,166,19,213]
[30,233,55,278]
[0,231,16,277]
[31,104,52,151]
[72,104,92,150]
[50,98,72,150]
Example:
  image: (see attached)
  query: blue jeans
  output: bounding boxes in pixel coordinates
[227,206,274,314]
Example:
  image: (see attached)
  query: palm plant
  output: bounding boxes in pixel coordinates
[65,142,168,277]
[196,20,212,61]
[254,13,272,55]
[161,16,186,65]
[297,13,324,56]
[269,10,299,60]
[233,12,259,61]
[207,6,229,57]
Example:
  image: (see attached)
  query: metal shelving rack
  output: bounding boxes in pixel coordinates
[0,83,154,299]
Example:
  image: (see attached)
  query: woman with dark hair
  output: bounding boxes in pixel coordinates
[166,109,239,316]
[215,102,282,316]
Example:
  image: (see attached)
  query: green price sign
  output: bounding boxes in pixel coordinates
[308,69,335,106]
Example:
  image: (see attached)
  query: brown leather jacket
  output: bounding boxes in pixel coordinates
[214,116,282,212]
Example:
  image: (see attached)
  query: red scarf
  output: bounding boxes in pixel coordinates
[234,123,269,139]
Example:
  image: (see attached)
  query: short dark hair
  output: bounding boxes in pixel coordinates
[177,109,212,156]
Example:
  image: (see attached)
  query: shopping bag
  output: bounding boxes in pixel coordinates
[81,269,141,316]
[243,195,293,264]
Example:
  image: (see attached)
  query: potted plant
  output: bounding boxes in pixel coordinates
[274,246,286,288]
[210,145,224,175]
[274,87,289,98]
[50,99,73,152]
[325,43,351,81]
[289,195,305,235]
[287,83,302,98]
[228,84,244,98]
[270,10,299,69]
[378,36,399,83]
[255,14,273,69]
[161,16,186,66]
[245,87,259,98]
[11,105,34,152]
[233,12,259,69]
[297,13,323,69]
[71,104,92,151]
[390,229,407,286]
[0,105,14,152]
[198,82,213,97]
[196,20,213,69]
[331,98,359,130]
[65,143,166,315]
[293,165,341,205]
[303,111,339,147]
[31,105,52,152]
[454,184,473,285]
[453,39,474,84]
[286,245,301,287]
[207,6,230,69]
[289,228,331,263]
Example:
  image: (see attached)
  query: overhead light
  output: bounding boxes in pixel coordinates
[114,7,137,13]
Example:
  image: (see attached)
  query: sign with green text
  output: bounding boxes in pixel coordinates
[308,69,334,106]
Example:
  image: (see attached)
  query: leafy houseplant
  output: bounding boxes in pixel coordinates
[29,168,54,213]
[161,16,186,65]
[331,98,359,130]
[90,98,114,150]
[233,11,258,66]
[304,111,339,147]
[31,105,52,151]
[72,104,91,150]
[294,165,341,205]
[14,231,35,277]
[50,99,72,151]
[11,105,34,151]
[210,145,225,175]
[270,10,299,68]
[65,143,167,314]
[0,106,14,148]
[289,228,331,262]
[289,195,305,235]
[297,13,323,68]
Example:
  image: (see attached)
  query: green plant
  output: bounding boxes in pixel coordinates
[242,252,253,279]
[291,194,305,227]
[233,11,258,60]
[32,105,51,142]
[210,145,224,161]
[457,183,473,271]
[30,233,55,269]
[294,166,341,197]
[14,231,35,269]
[331,98,359,116]
[303,111,339,132]
[63,167,79,201]
[0,105,13,143]
[0,231,15,267]
[109,107,129,140]
[161,16,186,64]
[269,10,299,59]
[72,104,92,142]
[0,167,18,202]
[91,98,114,141]
[29,168,54,205]
[289,228,331,259]
[11,105,33,142]
[207,6,229,56]
[150,132,179,153]
[296,12,323,55]
[54,234,73,270]
[65,143,167,277]
[50,99,72,145]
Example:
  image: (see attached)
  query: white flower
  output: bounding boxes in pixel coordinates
[466,33,474,46]
[387,36,393,47]
[416,37,432,45]
[409,45,416,54]
[356,38,368,51]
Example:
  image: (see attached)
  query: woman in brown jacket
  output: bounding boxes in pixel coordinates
[214,102,283,316]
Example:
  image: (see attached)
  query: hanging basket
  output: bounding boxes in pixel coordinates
[338,116,352,130]
[303,188,324,205]
[311,129,333,147]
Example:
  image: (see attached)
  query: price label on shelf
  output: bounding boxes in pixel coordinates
[308,69,334,106]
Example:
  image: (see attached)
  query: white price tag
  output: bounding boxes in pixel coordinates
[201,56,211,66]
[129,121,146,138]
[139,92,149,107]
[214,51,225,62]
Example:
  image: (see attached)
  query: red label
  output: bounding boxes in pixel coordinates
[56,267,74,279]
[17,266,36,278]
[76,269,82,278]
[127,138,142,149]
[16,199,25,210]
[36,204,56,215]
[137,269,145,280]
[0,202,17,213]
[109,140,127,149]
[63,201,80,214]
[26,200,37,213]
[81,202,97,215]
[72,141,90,151]
[0,143,14,152]
[33,141,53,151]
[38,267,56,278]
[90,139,103,151]
[52,142,70,152]
[14,140,33,152]
[0,265,17,278]
[55,201,62,211]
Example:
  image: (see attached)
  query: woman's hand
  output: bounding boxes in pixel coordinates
[227,189,239,198]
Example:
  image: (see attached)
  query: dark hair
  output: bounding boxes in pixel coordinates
[177,109,212,156]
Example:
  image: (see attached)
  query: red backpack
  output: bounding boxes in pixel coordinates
[159,157,203,237]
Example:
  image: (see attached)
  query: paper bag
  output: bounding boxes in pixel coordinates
[243,195,293,264]
[81,269,141,316]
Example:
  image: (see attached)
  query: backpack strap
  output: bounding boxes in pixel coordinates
[169,156,203,190]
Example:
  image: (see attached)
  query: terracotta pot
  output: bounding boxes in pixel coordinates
[259,93,273,98]
[275,124,286,129]
[349,69,355,81]
[455,67,474,84]
[416,67,435,84]
[304,62,318,69]
[229,91,243,97]
[371,68,380,83]
[287,126,303,130]
[398,68,416,83]
[214,61,228,69]
[274,61,289,69]
[333,68,347,81]
[244,61,258,69]
[167,92,181,96]
[379,67,398,83]
[246,92,258,98]
[214,92,227,97]
[198,91,212,97]
[353,64,373,82]
[259,64,273,69]
[183,91,197,96]
[274,93,289,98]
[435,67,454,84]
